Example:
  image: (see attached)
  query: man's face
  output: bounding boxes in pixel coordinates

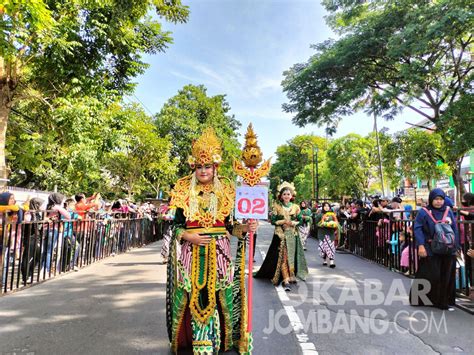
[381,200,388,207]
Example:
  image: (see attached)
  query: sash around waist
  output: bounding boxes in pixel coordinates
[185,226,228,236]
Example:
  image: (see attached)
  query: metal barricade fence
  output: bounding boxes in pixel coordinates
[0,211,163,294]
[342,209,473,299]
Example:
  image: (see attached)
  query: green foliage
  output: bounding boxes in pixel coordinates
[104,104,177,198]
[282,0,472,198]
[384,129,448,190]
[7,100,178,198]
[268,135,327,200]
[324,134,376,198]
[155,84,242,178]
[282,0,472,143]
[2,1,189,196]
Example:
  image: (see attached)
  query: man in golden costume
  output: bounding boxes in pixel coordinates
[166,128,254,354]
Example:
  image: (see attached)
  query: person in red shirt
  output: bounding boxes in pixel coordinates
[74,193,99,219]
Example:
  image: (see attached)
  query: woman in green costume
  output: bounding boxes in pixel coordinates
[254,182,308,291]
[166,128,255,354]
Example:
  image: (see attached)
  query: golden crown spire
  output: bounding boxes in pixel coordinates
[233,123,271,186]
[188,127,223,167]
[241,123,263,168]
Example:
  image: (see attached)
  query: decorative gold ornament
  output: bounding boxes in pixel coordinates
[277,181,296,196]
[189,127,223,167]
[170,175,235,229]
[241,123,262,168]
[233,123,271,186]
[233,159,271,187]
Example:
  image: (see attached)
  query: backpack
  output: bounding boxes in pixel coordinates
[422,207,456,255]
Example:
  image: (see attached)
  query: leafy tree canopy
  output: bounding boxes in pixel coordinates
[282,0,472,200]
[155,84,242,178]
[283,0,472,130]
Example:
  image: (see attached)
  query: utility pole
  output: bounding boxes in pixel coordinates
[374,111,385,197]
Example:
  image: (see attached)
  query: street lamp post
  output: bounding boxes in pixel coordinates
[315,146,319,203]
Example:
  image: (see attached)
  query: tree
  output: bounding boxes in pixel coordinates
[282,0,473,200]
[383,129,448,190]
[104,105,177,198]
[7,96,121,194]
[325,134,379,198]
[1,0,189,187]
[268,135,327,200]
[155,84,242,178]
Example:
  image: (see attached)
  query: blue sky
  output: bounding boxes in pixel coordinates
[130,0,414,157]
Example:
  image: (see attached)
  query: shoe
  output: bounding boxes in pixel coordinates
[448,307,455,312]
[323,257,328,266]
[74,266,80,272]
[303,247,307,251]
[282,282,291,292]
[329,259,336,268]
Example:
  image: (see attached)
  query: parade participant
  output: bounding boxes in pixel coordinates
[315,202,340,268]
[160,201,175,264]
[254,182,308,291]
[298,201,312,251]
[410,188,460,310]
[166,128,255,355]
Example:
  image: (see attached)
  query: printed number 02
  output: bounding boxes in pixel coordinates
[237,198,265,214]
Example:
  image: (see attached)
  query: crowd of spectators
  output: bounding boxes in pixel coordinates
[0,190,168,290]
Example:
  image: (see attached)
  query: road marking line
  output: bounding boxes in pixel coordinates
[259,249,318,355]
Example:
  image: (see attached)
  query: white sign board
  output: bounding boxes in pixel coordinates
[235,185,268,220]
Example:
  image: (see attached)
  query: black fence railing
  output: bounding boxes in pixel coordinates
[0,211,163,294]
[336,209,473,299]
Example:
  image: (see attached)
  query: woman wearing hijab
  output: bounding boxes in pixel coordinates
[410,188,460,310]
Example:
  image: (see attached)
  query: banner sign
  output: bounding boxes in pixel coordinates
[235,185,268,220]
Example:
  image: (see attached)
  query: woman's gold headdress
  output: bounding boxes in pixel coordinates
[277,181,296,196]
[188,127,223,168]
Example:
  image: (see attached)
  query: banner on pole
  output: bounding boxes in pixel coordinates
[235,185,268,220]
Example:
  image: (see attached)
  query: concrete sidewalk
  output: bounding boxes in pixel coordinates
[255,221,474,355]
[0,243,169,354]
[0,238,294,355]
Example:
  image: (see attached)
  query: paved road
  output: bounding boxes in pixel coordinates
[0,222,472,354]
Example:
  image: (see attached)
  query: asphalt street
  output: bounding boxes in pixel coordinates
[0,221,472,354]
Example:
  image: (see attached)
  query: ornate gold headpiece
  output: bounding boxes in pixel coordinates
[277,181,296,196]
[188,127,223,167]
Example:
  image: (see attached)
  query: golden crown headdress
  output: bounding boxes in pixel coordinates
[188,127,223,167]
[277,181,296,196]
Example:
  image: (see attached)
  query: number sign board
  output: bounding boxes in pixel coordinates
[235,185,268,220]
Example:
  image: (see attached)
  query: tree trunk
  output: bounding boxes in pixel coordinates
[0,104,10,190]
[451,160,466,206]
